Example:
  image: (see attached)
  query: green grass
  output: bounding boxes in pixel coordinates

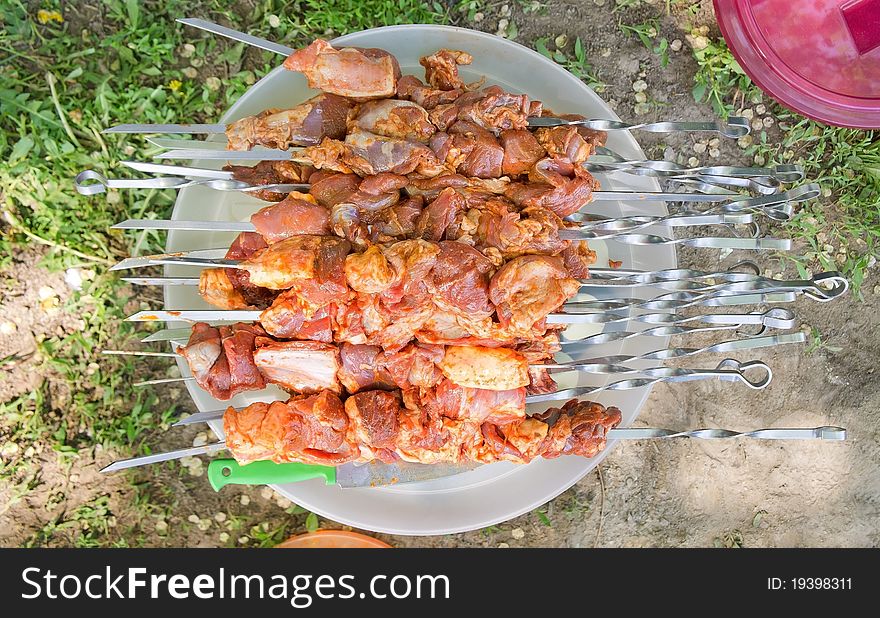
[690,37,880,293]
[0,0,447,547]
[534,36,605,92]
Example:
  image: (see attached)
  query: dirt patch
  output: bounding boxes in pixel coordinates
[2,1,879,548]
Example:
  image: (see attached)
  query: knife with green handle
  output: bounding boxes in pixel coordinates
[207,459,475,491]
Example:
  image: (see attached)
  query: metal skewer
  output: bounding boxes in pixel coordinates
[75,169,309,196]
[99,422,846,473]
[123,307,795,328]
[121,277,798,307]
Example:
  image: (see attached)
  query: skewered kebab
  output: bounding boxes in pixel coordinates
[99,386,842,474]
[156,19,753,139]
[111,320,786,402]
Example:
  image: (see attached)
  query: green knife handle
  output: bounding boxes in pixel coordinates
[207,459,337,491]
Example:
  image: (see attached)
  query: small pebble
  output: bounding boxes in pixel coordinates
[192,432,208,447]
[670,39,682,52]
[241,495,251,506]
[155,520,168,533]
[238,536,250,545]
[693,142,707,154]
[276,496,293,509]
[268,14,281,28]
[687,156,699,167]
[511,527,525,539]
[498,542,510,548]
[260,487,274,500]
[187,514,200,524]
[500,4,511,17]
[214,512,227,523]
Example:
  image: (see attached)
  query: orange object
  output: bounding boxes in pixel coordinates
[276,530,391,548]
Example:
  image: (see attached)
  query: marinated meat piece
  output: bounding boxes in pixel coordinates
[338,343,396,393]
[438,346,529,391]
[224,160,313,202]
[250,192,330,242]
[422,378,526,424]
[244,236,350,292]
[303,131,445,177]
[224,391,357,465]
[370,195,423,239]
[225,93,352,149]
[448,121,504,179]
[536,399,622,459]
[396,74,463,110]
[345,245,396,293]
[505,173,598,218]
[309,172,361,207]
[474,204,568,258]
[430,86,532,135]
[344,129,444,176]
[224,232,277,309]
[351,99,435,142]
[330,203,370,249]
[415,187,464,241]
[428,240,495,317]
[555,113,608,150]
[199,268,253,310]
[283,40,401,100]
[351,173,408,215]
[534,124,595,166]
[380,239,442,304]
[178,323,266,400]
[499,129,545,176]
[489,255,580,334]
[382,342,445,390]
[420,49,472,90]
[253,338,341,394]
[526,367,558,395]
[345,390,401,452]
[477,418,548,462]
[259,291,333,342]
[559,240,596,278]
[178,323,222,385]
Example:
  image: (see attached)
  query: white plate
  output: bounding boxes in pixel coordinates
[164,25,675,535]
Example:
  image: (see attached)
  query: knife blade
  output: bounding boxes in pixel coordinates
[206,458,475,491]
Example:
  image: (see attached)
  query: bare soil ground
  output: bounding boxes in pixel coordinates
[2,0,878,547]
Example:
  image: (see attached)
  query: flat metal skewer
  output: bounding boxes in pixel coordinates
[99,423,846,473]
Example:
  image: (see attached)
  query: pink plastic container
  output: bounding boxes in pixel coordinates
[715,0,880,128]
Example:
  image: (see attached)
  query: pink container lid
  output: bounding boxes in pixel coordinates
[714,0,880,128]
